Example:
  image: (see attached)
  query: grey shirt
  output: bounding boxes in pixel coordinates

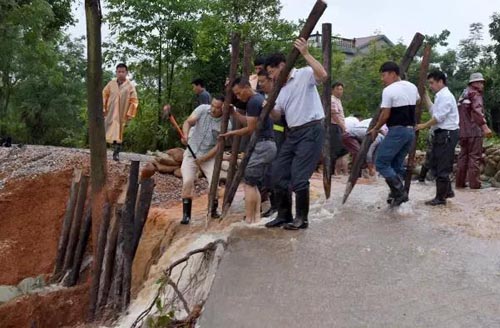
[196,89,212,106]
[274,67,324,128]
[188,104,230,156]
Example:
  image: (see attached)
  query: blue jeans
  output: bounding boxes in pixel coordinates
[375,126,414,178]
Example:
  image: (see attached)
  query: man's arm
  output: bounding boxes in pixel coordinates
[220,116,257,138]
[367,108,391,140]
[197,144,219,163]
[126,85,139,119]
[231,107,248,126]
[469,93,492,137]
[102,83,110,114]
[181,112,198,145]
[294,38,327,83]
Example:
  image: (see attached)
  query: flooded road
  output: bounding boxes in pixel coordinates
[199,177,500,327]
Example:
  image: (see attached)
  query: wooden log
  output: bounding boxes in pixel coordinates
[96,205,121,317]
[62,174,89,273]
[222,0,328,217]
[88,201,111,321]
[404,44,432,193]
[65,206,92,287]
[121,161,140,308]
[208,32,241,219]
[132,178,155,258]
[342,32,425,204]
[322,23,333,199]
[53,169,82,281]
[225,41,252,205]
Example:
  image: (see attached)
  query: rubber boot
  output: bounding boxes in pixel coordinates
[112,142,121,161]
[425,179,447,206]
[211,199,221,219]
[265,189,293,228]
[385,176,408,207]
[284,188,309,230]
[262,191,277,217]
[446,180,455,199]
[180,198,192,224]
[418,165,428,182]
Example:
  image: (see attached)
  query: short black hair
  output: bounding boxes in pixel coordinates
[265,53,286,69]
[379,61,400,75]
[116,63,128,71]
[254,56,266,66]
[427,70,447,85]
[214,95,225,103]
[191,78,205,87]
[332,81,344,88]
[257,69,271,78]
[231,76,251,88]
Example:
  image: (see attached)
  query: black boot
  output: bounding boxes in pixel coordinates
[112,142,121,161]
[284,188,309,230]
[211,199,221,219]
[265,189,292,228]
[446,181,455,199]
[425,179,447,206]
[181,198,192,224]
[418,165,428,182]
[262,191,278,217]
[385,176,408,207]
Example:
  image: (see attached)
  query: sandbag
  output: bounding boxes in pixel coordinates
[167,148,184,164]
[173,168,183,178]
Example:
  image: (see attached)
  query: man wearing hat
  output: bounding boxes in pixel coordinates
[456,72,493,189]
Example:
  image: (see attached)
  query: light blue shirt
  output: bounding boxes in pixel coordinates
[431,87,459,130]
[274,67,324,128]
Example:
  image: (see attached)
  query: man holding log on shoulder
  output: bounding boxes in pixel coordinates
[172,96,229,225]
[264,38,328,230]
[367,61,419,207]
[416,70,459,206]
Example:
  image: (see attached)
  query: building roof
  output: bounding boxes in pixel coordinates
[354,35,394,49]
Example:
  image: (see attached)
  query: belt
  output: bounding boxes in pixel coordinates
[273,124,285,132]
[288,119,323,132]
[257,137,274,142]
[389,125,414,129]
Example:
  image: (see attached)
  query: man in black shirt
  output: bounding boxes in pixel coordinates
[191,78,211,106]
[219,77,277,223]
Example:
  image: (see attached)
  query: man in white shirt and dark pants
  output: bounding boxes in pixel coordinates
[417,70,460,206]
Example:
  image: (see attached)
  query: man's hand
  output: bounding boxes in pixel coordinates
[181,136,188,146]
[416,123,426,131]
[482,125,494,138]
[218,131,232,139]
[366,128,378,141]
[195,156,206,166]
[293,37,309,56]
[162,104,171,117]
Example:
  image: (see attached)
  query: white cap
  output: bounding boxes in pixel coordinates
[468,72,485,84]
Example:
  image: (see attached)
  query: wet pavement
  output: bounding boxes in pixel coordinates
[200,178,500,327]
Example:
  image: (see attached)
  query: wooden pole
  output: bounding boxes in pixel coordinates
[66,206,92,287]
[62,175,89,272]
[88,201,111,320]
[322,23,333,199]
[132,178,155,258]
[222,0,328,217]
[225,41,252,205]
[342,32,425,204]
[207,32,241,220]
[404,44,432,193]
[121,161,140,308]
[53,169,82,281]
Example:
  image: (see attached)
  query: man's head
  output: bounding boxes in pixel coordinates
[257,70,274,94]
[191,78,205,94]
[468,72,485,92]
[231,77,254,102]
[427,70,447,93]
[265,53,286,80]
[254,56,266,75]
[116,63,128,82]
[210,96,225,118]
[379,61,400,86]
[332,81,344,98]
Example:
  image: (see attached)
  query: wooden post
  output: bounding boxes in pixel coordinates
[225,41,252,205]
[342,32,425,204]
[132,178,155,257]
[66,206,92,287]
[121,161,140,308]
[62,175,89,272]
[207,32,241,219]
[53,169,82,280]
[322,23,333,199]
[404,44,432,192]
[222,0,328,217]
[88,201,111,320]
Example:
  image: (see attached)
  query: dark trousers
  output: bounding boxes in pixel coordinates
[330,124,348,166]
[272,122,324,192]
[456,136,483,189]
[430,129,459,186]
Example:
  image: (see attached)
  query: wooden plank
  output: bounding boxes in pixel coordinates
[53,169,82,281]
[342,32,425,204]
[208,32,241,220]
[404,44,432,193]
[222,0,329,217]
[132,178,155,258]
[322,23,333,199]
[65,206,92,286]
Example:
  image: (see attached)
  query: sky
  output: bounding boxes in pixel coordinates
[68,0,498,51]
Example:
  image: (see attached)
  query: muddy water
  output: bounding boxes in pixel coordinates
[199,177,500,327]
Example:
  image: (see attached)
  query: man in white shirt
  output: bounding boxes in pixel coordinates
[368,61,419,207]
[416,70,460,206]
